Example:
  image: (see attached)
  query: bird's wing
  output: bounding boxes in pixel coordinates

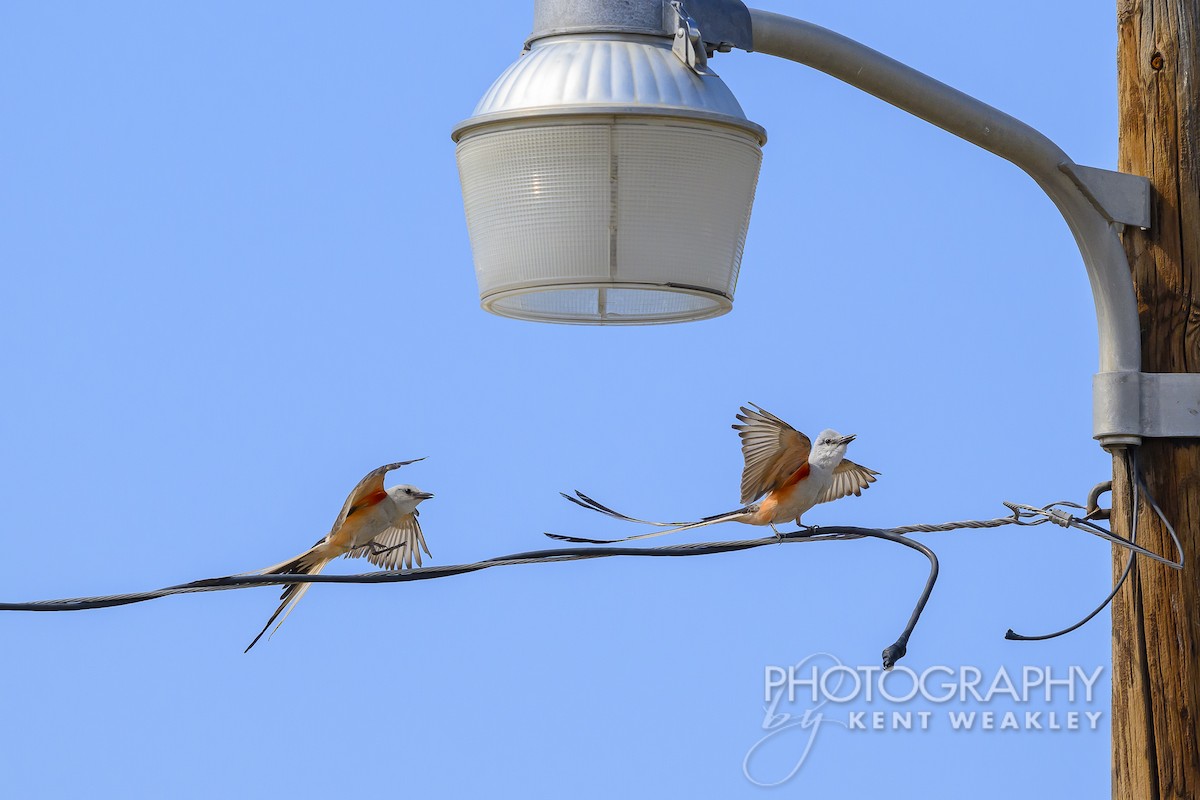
[347,512,431,570]
[733,404,812,503]
[329,459,425,532]
[817,459,880,504]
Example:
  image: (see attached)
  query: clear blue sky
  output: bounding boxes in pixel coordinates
[1,2,1118,796]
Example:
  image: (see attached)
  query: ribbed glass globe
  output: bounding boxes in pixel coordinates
[453,34,765,325]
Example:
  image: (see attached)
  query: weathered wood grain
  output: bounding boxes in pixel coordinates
[1113,1,1200,797]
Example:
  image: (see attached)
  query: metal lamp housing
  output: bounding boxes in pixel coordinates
[452,30,766,325]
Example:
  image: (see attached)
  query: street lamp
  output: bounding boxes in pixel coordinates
[452,1,764,324]
[452,0,1200,450]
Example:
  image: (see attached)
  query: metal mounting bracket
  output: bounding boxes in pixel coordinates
[671,1,713,75]
[1094,372,1200,444]
[1061,164,1152,229]
[673,0,753,52]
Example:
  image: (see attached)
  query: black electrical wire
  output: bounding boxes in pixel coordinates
[0,526,937,669]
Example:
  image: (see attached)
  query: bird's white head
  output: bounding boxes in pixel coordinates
[810,429,856,469]
[387,484,435,512]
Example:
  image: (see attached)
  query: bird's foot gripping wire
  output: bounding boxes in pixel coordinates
[769,524,783,543]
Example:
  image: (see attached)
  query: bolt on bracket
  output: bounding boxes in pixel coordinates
[671,1,713,75]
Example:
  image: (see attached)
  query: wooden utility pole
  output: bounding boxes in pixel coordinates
[1113,1,1200,797]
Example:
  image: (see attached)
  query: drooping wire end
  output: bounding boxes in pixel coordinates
[1005,453,1161,644]
[1001,627,1077,642]
[882,637,908,670]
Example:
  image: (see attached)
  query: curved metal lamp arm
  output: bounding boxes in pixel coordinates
[747,10,1151,449]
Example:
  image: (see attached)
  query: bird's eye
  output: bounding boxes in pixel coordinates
[404,488,414,495]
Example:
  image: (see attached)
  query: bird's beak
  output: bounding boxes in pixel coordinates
[416,491,435,500]
[838,434,856,446]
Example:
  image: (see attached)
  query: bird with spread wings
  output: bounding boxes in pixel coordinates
[547,404,878,544]
[244,459,434,652]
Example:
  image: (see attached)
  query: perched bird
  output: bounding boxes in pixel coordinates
[546,404,878,544]
[244,459,434,652]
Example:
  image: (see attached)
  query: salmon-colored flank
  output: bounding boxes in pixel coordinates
[781,462,811,489]
[342,489,390,523]
[750,462,813,524]
[753,495,778,523]
[360,489,388,506]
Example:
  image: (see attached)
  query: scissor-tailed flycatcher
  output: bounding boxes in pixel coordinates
[244,459,434,652]
[546,404,879,544]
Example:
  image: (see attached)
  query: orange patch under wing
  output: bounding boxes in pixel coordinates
[754,464,809,523]
[346,489,389,519]
[781,462,811,489]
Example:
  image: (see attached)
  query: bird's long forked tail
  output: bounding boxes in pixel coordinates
[244,548,331,653]
[546,491,753,544]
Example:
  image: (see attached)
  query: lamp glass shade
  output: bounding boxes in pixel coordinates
[456,117,761,323]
